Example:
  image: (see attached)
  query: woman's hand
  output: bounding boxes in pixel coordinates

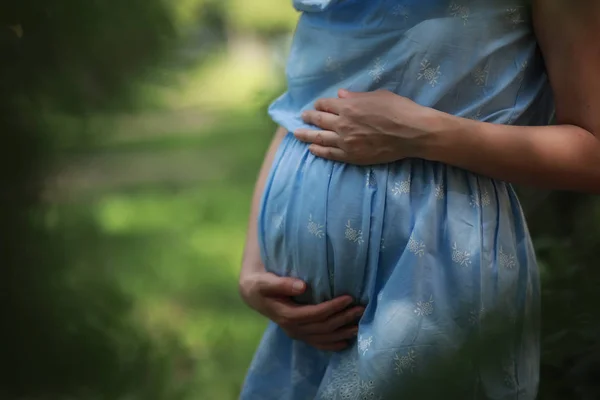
[240,269,364,352]
[294,89,439,165]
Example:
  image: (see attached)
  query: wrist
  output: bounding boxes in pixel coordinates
[413,108,465,162]
[239,260,265,300]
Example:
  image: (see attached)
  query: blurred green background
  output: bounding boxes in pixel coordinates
[2,1,600,399]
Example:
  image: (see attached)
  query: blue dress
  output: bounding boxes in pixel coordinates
[241,0,554,399]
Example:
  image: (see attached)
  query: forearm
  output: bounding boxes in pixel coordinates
[240,126,287,279]
[423,112,600,193]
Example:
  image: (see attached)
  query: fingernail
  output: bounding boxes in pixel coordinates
[292,281,305,292]
[301,111,308,119]
[356,310,364,317]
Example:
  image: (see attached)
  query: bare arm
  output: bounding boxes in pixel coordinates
[238,127,362,351]
[239,126,287,283]
[422,0,600,193]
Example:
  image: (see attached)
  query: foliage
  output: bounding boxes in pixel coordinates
[522,192,600,399]
[171,0,298,35]
[0,0,186,399]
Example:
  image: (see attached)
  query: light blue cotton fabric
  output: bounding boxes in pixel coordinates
[241,1,554,399]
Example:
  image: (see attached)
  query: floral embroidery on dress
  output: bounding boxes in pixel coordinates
[434,183,445,200]
[482,189,491,206]
[407,236,426,257]
[308,214,325,238]
[291,360,312,386]
[320,353,381,400]
[325,56,341,72]
[368,58,386,83]
[394,349,416,375]
[449,2,470,25]
[505,8,524,27]
[502,355,517,388]
[345,221,364,245]
[358,335,373,356]
[417,60,442,87]
[325,56,345,79]
[391,178,411,195]
[470,189,491,207]
[469,306,486,326]
[366,169,377,188]
[414,295,434,316]
[499,247,517,269]
[392,4,409,20]
[467,107,483,121]
[472,65,489,87]
[358,380,382,400]
[452,242,472,267]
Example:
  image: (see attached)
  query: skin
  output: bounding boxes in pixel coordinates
[295,1,600,193]
[240,0,600,352]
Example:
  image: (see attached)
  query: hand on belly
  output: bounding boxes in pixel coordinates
[240,270,365,351]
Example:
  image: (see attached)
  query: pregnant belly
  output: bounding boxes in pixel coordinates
[258,132,523,307]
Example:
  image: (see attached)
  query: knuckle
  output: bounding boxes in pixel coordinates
[325,321,338,332]
[345,309,361,323]
[342,136,359,150]
[316,132,324,145]
[341,103,355,116]
[348,103,364,117]
[337,121,352,135]
[277,312,294,329]
[278,314,294,327]
[343,312,356,324]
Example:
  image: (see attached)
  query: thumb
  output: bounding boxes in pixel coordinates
[258,273,306,296]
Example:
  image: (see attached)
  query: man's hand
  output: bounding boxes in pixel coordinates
[240,271,364,351]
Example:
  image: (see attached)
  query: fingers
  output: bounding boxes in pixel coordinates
[293,129,340,147]
[312,341,350,352]
[309,325,359,345]
[297,306,364,335]
[338,88,360,98]
[284,295,355,324]
[256,272,306,297]
[308,144,348,162]
[302,110,339,131]
[314,97,343,114]
[283,325,359,352]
